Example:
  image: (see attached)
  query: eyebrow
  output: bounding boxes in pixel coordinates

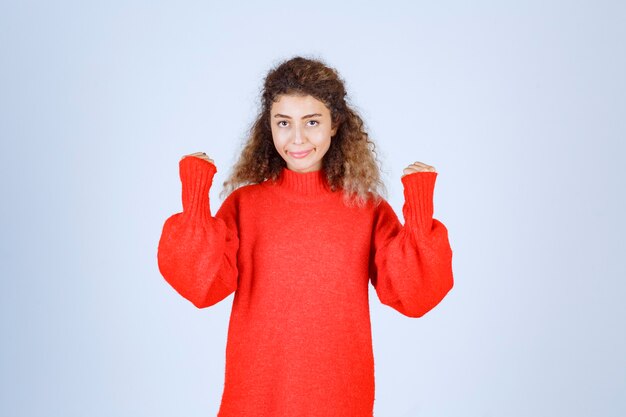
[273,113,322,119]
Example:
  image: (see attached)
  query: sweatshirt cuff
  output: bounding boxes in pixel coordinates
[401,171,437,233]
[179,156,218,217]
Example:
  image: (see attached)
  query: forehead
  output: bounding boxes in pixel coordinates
[270,94,329,114]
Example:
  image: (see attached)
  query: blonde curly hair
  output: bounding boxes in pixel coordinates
[219,55,388,208]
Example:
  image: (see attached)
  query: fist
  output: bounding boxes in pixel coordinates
[402,161,436,177]
[181,152,214,165]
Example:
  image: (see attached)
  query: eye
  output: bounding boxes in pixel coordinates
[308,120,319,126]
[277,120,288,127]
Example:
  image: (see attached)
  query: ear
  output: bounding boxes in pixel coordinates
[331,123,338,137]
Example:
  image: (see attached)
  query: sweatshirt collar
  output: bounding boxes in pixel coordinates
[275,166,332,196]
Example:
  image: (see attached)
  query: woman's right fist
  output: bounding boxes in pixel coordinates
[181,152,214,165]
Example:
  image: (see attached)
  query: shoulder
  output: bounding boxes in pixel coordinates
[367,195,400,227]
[234,182,267,199]
[215,183,263,222]
[362,192,392,214]
[220,181,269,207]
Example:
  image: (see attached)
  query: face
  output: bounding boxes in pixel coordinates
[270,94,337,173]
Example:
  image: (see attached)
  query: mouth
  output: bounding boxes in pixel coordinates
[289,149,313,159]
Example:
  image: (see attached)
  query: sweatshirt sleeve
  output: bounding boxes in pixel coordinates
[368,171,454,318]
[157,156,239,309]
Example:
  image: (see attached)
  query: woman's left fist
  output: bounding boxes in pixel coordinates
[402,161,437,177]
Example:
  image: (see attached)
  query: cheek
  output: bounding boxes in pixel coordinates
[271,130,288,151]
[315,129,333,147]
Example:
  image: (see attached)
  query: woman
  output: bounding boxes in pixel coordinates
[157,56,454,417]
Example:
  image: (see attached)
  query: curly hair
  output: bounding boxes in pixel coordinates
[219,55,387,208]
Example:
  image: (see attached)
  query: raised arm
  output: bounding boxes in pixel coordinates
[157,156,239,308]
[369,171,454,318]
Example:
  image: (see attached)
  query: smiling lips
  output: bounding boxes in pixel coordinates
[289,150,312,158]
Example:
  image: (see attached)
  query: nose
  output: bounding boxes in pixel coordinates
[293,124,304,144]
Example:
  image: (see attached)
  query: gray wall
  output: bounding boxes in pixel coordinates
[1,1,624,416]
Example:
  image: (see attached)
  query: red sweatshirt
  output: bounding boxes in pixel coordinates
[157,155,454,417]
